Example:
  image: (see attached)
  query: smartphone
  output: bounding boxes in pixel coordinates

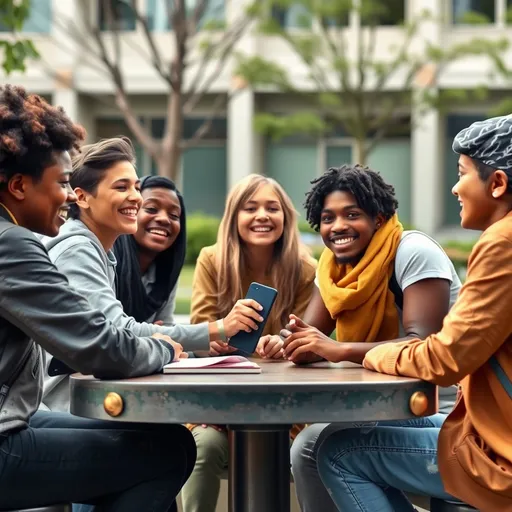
[229,282,278,356]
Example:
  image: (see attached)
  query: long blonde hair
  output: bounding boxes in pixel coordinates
[216,174,307,328]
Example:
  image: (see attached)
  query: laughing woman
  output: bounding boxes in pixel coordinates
[113,175,185,327]
[181,173,317,512]
[42,138,265,412]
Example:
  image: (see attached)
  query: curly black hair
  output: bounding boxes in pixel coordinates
[0,85,85,185]
[304,164,399,231]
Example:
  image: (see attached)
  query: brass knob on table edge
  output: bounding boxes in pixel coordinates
[409,391,429,417]
[104,392,124,417]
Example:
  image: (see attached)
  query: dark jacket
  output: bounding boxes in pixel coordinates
[0,207,174,435]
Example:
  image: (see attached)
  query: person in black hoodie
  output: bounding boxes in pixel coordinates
[114,175,186,326]
[0,85,195,511]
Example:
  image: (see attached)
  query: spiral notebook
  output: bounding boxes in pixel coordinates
[163,355,261,374]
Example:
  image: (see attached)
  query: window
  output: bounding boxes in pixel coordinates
[151,117,227,140]
[266,142,318,216]
[452,0,495,24]
[99,0,136,31]
[360,0,405,26]
[0,0,51,33]
[147,0,225,31]
[272,3,312,29]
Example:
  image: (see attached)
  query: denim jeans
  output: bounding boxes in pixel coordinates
[316,414,458,512]
[291,415,448,512]
[0,410,196,511]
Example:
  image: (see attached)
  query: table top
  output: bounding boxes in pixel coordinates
[70,360,437,425]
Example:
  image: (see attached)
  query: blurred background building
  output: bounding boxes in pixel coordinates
[1,0,510,238]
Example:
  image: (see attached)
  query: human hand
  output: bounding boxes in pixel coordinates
[283,315,345,364]
[256,335,284,359]
[222,299,264,338]
[209,340,237,357]
[151,333,188,361]
[153,320,164,326]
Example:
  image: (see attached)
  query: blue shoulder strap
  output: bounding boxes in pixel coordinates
[489,355,512,399]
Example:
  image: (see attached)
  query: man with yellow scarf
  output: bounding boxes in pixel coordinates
[281,164,461,512]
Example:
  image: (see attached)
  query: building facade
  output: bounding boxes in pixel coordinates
[1,0,511,237]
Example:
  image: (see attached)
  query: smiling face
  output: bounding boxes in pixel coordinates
[452,154,499,231]
[319,190,380,264]
[134,187,181,255]
[237,183,285,248]
[14,151,77,237]
[76,160,141,238]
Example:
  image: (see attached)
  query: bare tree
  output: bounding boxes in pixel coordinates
[236,0,511,165]
[53,0,253,179]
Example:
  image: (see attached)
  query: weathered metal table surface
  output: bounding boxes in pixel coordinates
[70,359,437,512]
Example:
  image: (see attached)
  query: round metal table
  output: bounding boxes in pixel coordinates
[70,360,437,512]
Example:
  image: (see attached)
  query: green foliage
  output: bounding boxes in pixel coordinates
[0,0,40,74]
[254,112,327,140]
[236,0,511,163]
[456,10,491,25]
[185,213,220,265]
[298,219,316,233]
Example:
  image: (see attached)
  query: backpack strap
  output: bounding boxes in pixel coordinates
[489,355,512,399]
[388,266,403,310]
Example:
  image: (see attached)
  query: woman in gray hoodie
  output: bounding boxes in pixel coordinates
[42,137,264,412]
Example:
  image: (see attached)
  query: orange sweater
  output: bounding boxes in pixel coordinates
[364,213,512,511]
[189,244,317,438]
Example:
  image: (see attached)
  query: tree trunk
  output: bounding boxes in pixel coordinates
[354,138,367,165]
[159,90,184,181]
[155,144,182,181]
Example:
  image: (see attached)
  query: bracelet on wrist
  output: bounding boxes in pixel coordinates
[217,319,227,342]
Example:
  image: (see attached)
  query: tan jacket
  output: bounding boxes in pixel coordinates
[364,212,512,511]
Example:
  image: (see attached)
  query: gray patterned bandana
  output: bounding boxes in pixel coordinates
[452,115,512,171]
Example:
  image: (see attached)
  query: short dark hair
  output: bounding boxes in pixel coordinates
[69,136,136,219]
[304,164,399,231]
[0,85,85,186]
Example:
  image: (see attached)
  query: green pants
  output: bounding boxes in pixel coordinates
[181,426,228,512]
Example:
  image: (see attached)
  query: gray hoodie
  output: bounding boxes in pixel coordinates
[41,219,209,412]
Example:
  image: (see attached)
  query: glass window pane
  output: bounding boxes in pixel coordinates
[266,143,318,218]
[182,146,227,217]
[361,0,405,26]
[452,0,495,24]
[99,0,136,31]
[151,117,227,140]
[147,0,225,31]
[326,145,352,168]
[272,3,312,29]
[0,0,51,33]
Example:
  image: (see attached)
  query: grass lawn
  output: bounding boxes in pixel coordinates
[175,264,195,314]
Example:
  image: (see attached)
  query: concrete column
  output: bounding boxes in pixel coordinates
[409,0,444,234]
[226,0,261,190]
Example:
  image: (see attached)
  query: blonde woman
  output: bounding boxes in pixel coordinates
[181,174,317,512]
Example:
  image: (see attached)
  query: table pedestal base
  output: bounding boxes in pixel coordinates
[227,425,291,512]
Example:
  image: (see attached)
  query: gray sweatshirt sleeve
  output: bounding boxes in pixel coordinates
[53,242,210,351]
[151,284,178,326]
[0,228,174,379]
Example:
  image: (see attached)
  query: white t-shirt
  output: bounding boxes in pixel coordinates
[315,230,462,414]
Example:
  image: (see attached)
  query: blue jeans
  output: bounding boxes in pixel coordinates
[316,414,457,511]
[0,410,196,511]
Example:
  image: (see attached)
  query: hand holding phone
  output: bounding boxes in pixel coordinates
[222,298,264,338]
[228,283,278,355]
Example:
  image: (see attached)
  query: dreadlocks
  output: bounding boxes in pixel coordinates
[304,164,399,231]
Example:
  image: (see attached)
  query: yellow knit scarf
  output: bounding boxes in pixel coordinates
[317,214,403,342]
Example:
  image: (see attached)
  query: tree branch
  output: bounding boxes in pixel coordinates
[183,15,249,112]
[129,0,173,86]
[181,92,227,149]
